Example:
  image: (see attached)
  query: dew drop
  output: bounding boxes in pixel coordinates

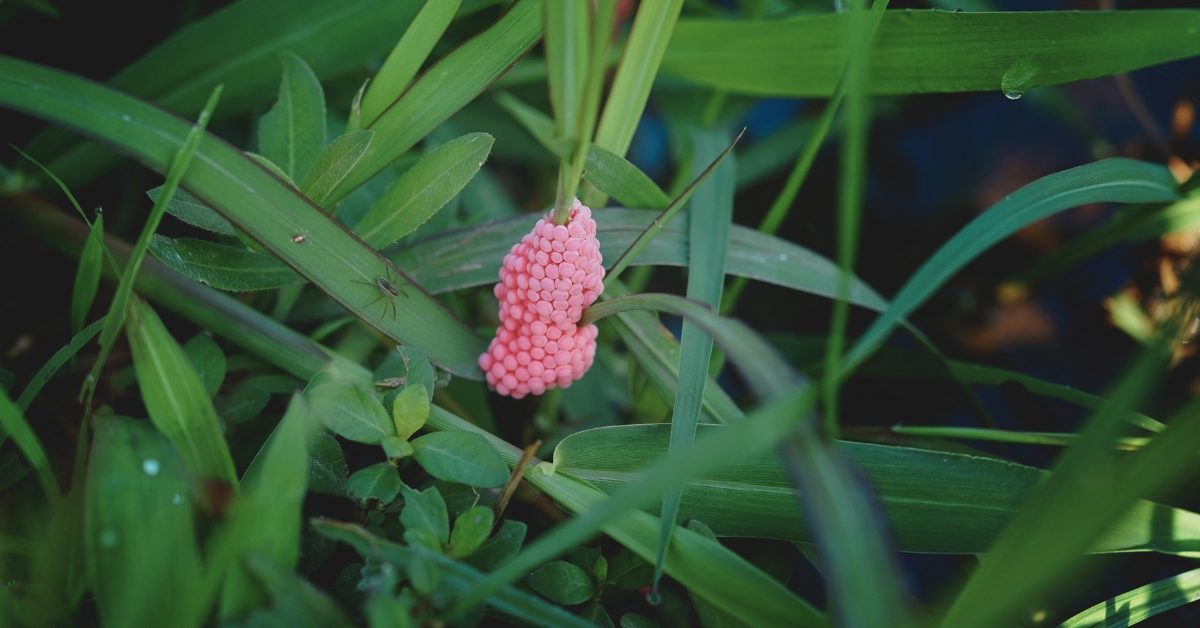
[99,527,120,548]
[142,458,160,476]
[1000,58,1038,102]
[171,493,184,505]
[121,114,131,122]
[1003,90,1024,101]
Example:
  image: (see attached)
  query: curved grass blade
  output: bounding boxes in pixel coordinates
[126,298,238,484]
[0,389,60,501]
[845,158,1181,374]
[359,0,462,129]
[426,407,826,627]
[257,51,326,182]
[1060,567,1200,628]
[354,132,494,248]
[16,317,105,412]
[70,212,104,333]
[553,423,1200,554]
[662,10,1200,96]
[332,0,542,202]
[0,55,486,376]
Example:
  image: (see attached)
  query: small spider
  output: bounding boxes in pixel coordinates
[354,266,407,320]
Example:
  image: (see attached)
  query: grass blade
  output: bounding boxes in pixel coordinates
[70,212,104,333]
[16,317,105,412]
[1060,567,1200,627]
[583,145,670,209]
[0,388,60,501]
[654,128,735,592]
[126,298,238,483]
[257,51,326,182]
[662,9,1200,96]
[359,0,463,128]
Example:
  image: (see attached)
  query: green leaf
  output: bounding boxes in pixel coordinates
[359,0,463,128]
[15,317,104,413]
[306,370,395,445]
[1060,567,1200,628]
[620,614,661,628]
[584,145,670,209]
[238,553,355,627]
[346,462,403,503]
[606,548,653,591]
[391,384,429,441]
[299,130,373,207]
[354,133,494,248]
[258,51,326,182]
[400,485,449,546]
[567,547,607,583]
[655,128,735,590]
[464,519,527,571]
[147,186,234,236]
[553,423,1200,554]
[149,235,302,292]
[846,158,1181,373]
[449,505,495,558]
[70,212,103,333]
[85,416,204,628]
[183,333,226,398]
[527,561,594,606]
[308,429,349,496]
[662,10,1200,96]
[331,0,542,201]
[222,393,314,618]
[381,435,414,460]
[126,298,237,483]
[0,388,60,500]
[410,431,509,488]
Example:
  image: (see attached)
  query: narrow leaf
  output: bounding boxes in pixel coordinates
[149,235,303,292]
[258,51,326,182]
[300,129,373,207]
[70,212,103,333]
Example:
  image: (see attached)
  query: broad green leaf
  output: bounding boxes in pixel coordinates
[149,235,303,292]
[70,212,103,333]
[222,393,314,618]
[84,86,221,407]
[0,388,59,500]
[381,435,414,460]
[258,52,326,182]
[308,429,349,496]
[0,56,487,376]
[359,0,463,128]
[527,561,594,606]
[315,520,594,627]
[410,431,509,488]
[465,519,527,571]
[85,417,203,628]
[606,549,653,590]
[846,158,1181,373]
[354,133,494,248]
[567,547,606,583]
[391,384,429,441]
[126,298,237,483]
[331,0,542,201]
[306,370,395,445]
[400,485,450,546]
[655,128,735,590]
[429,407,826,627]
[449,506,495,558]
[584,145,670,209]
[1060,567,1200,628]
[300,130,373,207]
[553,424,1200,554]
[147,186,234,235]
[346,462,403,503]
[183,333,226,398]
[36,0,422,185]
[662,10,1200,96]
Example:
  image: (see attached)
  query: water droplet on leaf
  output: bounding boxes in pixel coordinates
[99,527,120,548]
[142,458,160,476]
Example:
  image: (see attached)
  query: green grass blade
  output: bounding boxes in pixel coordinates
[85,416,205,628]
[427,407,826,627]
[83,84,221,405]
[583,145,670,209]
[554,424,1200,554]
[257,51,326,182]
[661,9,1200,96]
[889,426,1148,450]
[16,317,105,412]
[654,128,735,592]
[220,393,313,618]
[0,54,486,376]
[0,388,60,501]
[332,0,542,202]
[359,0,463,128]
[148,235,305,292]
[147,186,235,236]
[544,0,589,216]
[70,212,104,333]
[1060,567,1200,627]
[299,129,373,208]
[126,298,238,484]
[354,132,494,248]
[845,158,1181,374]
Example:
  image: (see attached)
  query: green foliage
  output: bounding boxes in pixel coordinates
[410,432,509,488]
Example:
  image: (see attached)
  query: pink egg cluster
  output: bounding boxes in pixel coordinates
[479,200,605,398]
